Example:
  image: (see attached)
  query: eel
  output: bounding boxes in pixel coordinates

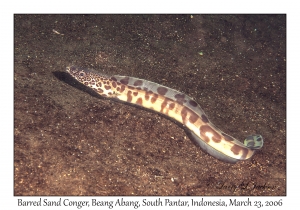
[66,66,263,163]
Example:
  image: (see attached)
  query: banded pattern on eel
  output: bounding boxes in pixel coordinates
[66,66,263,163]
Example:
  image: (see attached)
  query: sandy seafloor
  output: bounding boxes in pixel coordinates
[14,14,286,196]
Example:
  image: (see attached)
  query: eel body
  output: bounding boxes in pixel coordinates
[66,66,263,163]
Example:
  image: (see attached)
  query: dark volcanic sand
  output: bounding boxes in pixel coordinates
[14,15,286,196]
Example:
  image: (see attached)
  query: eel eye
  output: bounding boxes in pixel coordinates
[79,71,86,78]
